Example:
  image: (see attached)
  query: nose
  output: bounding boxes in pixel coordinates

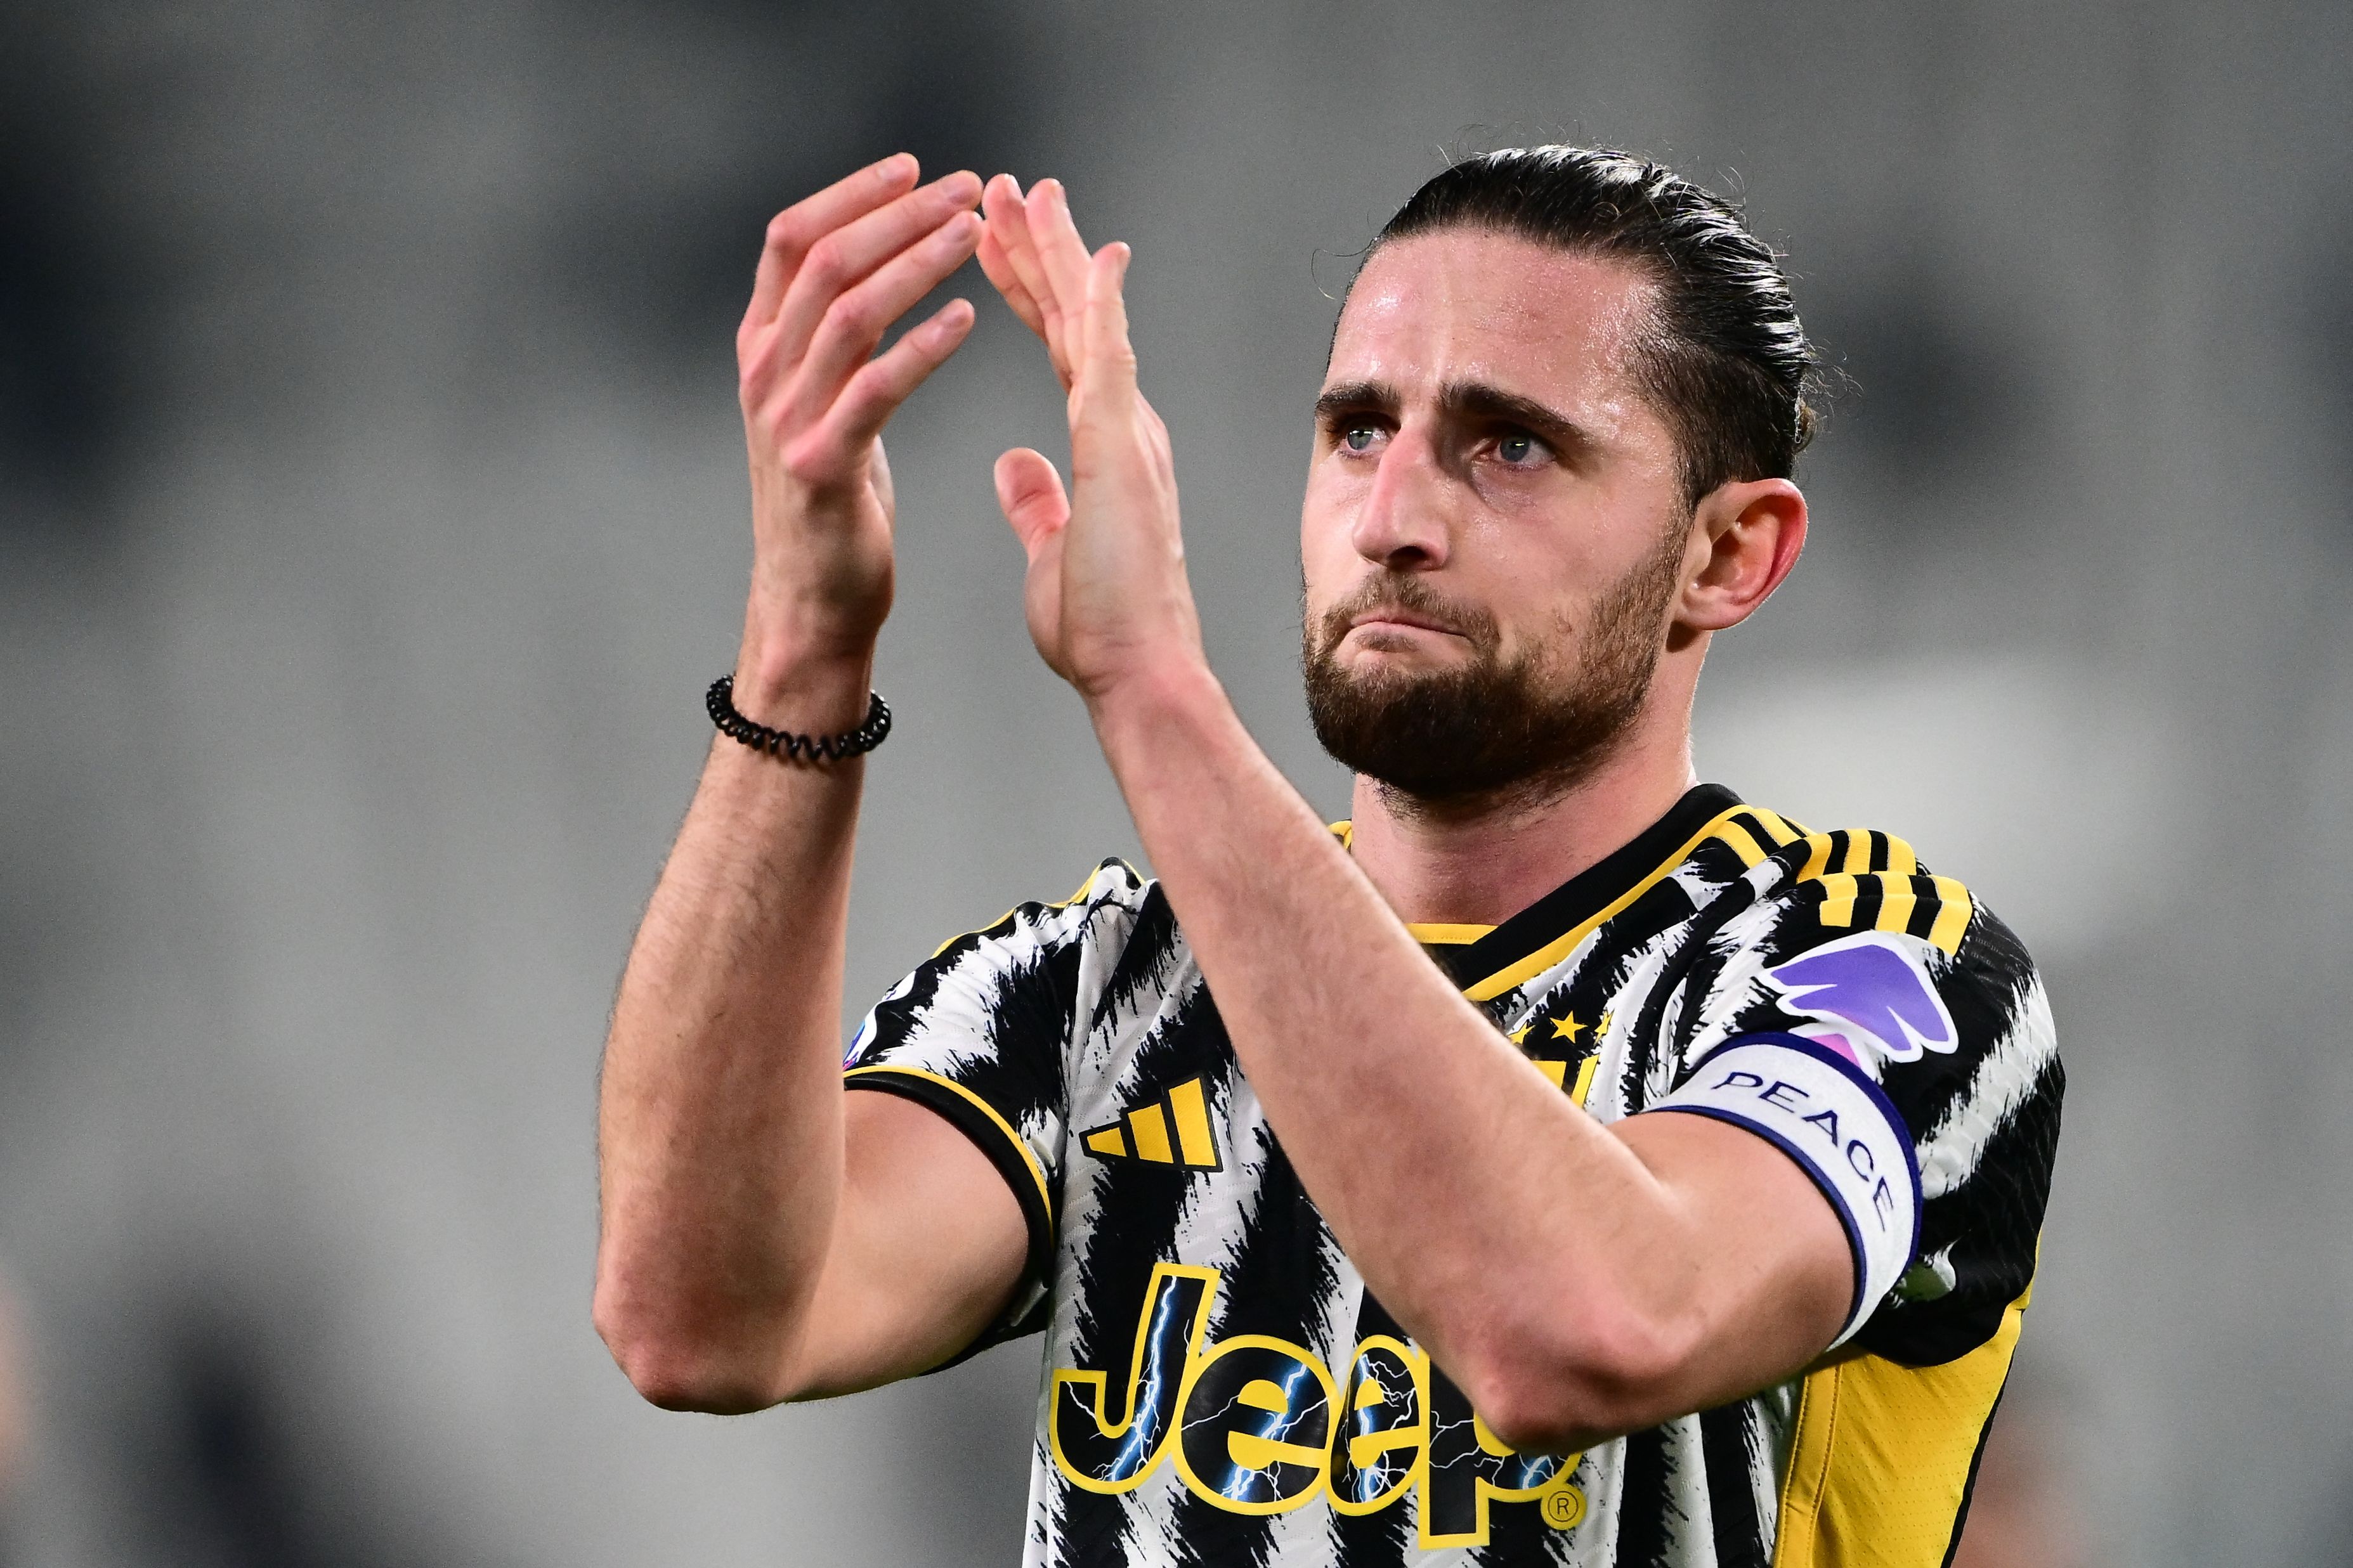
[1350,427,1451,571]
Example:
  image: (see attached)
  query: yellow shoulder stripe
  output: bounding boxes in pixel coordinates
[1796,834,1834,882]
[1927,876,1974,953]
[842,1065,1054,1223]
[1814,872,1863,928]
[1794,829,1923,881]
[1790,833,1972,955]
[1874,873,1919,936]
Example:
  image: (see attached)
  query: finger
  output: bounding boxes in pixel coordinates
[1081,242,1137,392]
[746,153,919,331]
[784,210,982,426]
[982,175,1048,307]
[985,176,1074,381]
[993,447,1070,559]
[811,297,979,459]
[770,169,983,370]
[976,226,1046,340]
[977,179,1052,344]
[1026,180,1098,363]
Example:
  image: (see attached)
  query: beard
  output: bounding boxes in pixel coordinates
[1302,522,1687,808]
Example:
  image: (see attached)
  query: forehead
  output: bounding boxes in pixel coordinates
[1328,230,1655,409]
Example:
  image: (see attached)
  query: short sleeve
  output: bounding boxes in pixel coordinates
[845,860,1137,1355]
[1654,856,2064,1361]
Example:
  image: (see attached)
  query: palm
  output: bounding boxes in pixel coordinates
[728,155,984,675]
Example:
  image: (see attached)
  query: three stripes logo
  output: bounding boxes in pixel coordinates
[1081,1076,1222,1170]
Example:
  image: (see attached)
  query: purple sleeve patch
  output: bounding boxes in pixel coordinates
[1763,931,1957,1064]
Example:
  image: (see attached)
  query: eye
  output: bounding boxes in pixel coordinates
[1495,431,1543,467]
[1341,424,1381,453]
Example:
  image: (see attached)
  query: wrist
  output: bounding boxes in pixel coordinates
[738,572,887,704]
[1085,654,1229,772]
[730,637,877,734]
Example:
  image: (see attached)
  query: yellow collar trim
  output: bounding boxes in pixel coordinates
[1406,923,1497,945]
[1457,804,1775,1002]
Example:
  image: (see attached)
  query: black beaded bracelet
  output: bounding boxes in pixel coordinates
[707,675,892,761]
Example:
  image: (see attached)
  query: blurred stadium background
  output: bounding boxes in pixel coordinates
[3,2,2349,1564]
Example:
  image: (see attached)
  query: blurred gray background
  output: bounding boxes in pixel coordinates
[1,1,2347,1564]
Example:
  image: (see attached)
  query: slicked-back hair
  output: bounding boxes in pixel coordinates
[1369,146,1820,509]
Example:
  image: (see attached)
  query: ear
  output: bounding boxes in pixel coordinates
[1678,477,1806,633]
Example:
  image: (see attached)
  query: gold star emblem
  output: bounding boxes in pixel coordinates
[1551,1013,1586,1043]
[1509,1023,1534,1046]
[1598,1011,1613,1037]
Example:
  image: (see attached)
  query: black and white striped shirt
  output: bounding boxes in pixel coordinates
[844,784,2063,1567]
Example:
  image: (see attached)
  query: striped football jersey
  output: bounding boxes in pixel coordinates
[843,784,2063,1567]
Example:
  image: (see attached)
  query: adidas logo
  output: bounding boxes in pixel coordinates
[1080,1076,1222,1170]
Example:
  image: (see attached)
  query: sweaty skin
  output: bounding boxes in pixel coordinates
[594,162,1849,1448]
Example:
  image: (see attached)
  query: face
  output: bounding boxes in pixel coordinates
[1301,230,1695,805]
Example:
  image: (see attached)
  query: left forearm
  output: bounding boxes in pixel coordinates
[979,176,1842,1445]
[1087,663,1698,1430]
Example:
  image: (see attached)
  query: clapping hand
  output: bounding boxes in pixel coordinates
[976,176,1206,704]
[733,155,982,704]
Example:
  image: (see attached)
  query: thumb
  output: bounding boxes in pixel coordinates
[993,447,1069,559]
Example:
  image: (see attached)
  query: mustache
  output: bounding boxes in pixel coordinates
[1313,574,1500,656]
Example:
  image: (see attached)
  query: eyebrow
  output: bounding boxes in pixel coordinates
[1313,378,1596,457]
[1442,382,1591,453]
[1312,379,1398,426]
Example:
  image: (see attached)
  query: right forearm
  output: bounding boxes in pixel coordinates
[594,153,986,1408]
[592,654,871,1406]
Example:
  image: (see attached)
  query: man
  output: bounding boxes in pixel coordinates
[593,146,2062,1567]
